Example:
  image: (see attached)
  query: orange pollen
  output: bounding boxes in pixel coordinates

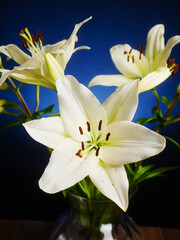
[76,149,83,158]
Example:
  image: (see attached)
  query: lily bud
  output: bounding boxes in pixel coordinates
[45,53,64,82]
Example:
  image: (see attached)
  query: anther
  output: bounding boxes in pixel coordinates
[81,142,85,151]
[140,45,144,54]
[106,133,111,141]
[19,30,24,35]
[129,48,132,54]
[36,30,44,43]
[31,34,35,45]
[95,147,100,157]
[98,120,102,131]
[132,55,135,63]
[168,58,176,68]
[76,149,83,158]
[79,126,83,135]
[172,64,179,76]
[124,51,128,55]
[86,121,91,132]
[21,39,28,50]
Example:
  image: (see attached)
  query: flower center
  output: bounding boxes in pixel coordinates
[123,44,144,63]
[75,120,111,158]
[19,28,44,61]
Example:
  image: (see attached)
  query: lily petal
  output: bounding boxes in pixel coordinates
[1,44,30,64]
[102,80,139,123]
[100,121,165,165]
[0,69,12,85]
[139,67,171,93]
[89,161,129,211]
[11,69,56,90]
[110,44,149,78]
[56,76,107,140]
[145,24,165,63]
[88,74,133,88]
[153,35,180,69]
[23,117,67,149]
[39,138,98,193]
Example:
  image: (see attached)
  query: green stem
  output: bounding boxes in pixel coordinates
[152,88,160,111]
[155,94,179,133]
[34,85,40,113]
[7,77,32,117]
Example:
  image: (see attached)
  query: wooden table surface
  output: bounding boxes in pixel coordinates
[0,219,180,240]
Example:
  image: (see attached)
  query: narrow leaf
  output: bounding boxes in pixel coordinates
[161,96,170,106]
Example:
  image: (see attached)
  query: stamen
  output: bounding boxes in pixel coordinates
[167,58,172,68]
[81,142,85,150]
[98,120,102,131]
[129,48,132,54]
[76,149,83,158]
[172,64,179,76]
[21,39,28,50]
[132,55,135,63]
[79,126,83,135]
[31,34,35,45]
[140,45,144,54]
[95,147,100,157]
[19,30,24,35]
[106,133,111,141]
[86,121,91,132]
[36,30,44,43]
[127,55,130,62]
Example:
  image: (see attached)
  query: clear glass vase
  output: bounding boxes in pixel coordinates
[49,193,142,240]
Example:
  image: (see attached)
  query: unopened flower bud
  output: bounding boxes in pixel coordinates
[45,53,64,82]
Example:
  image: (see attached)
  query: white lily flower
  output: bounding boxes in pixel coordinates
[0,17,92,90]
[23,76,165,211]
[89,24,180,92]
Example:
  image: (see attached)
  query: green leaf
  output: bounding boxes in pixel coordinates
[0,100,27,115]
[164,136,180,150]
[161,96,170,106]
[49,113,60,117]
[0,119,25,133]
[137,117,156,125]
[165,114,178,122]
[38,104,54,114]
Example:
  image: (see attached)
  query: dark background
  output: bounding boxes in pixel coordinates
[0,0,180,227]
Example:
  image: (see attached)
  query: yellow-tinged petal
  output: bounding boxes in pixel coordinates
[45,53,64,81]
[139,67,171,93]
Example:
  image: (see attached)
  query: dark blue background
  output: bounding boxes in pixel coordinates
[0,0,180,226]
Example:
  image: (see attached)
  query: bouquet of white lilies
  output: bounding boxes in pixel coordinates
[0,17,180,213]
